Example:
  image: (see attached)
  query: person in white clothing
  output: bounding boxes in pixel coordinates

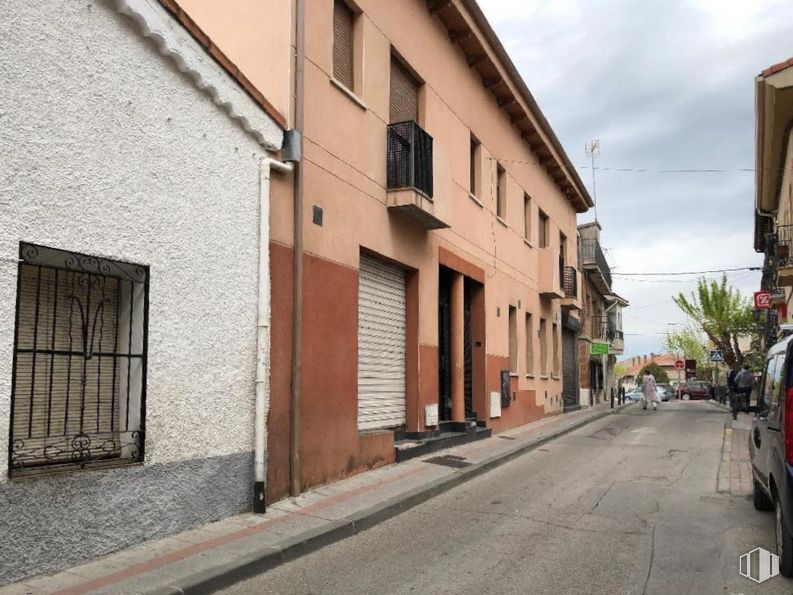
[641,372,660,410]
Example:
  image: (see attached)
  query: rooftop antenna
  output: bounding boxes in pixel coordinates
[584,139,600,222]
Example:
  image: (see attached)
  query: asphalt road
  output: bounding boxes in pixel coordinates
[221,402,790,594]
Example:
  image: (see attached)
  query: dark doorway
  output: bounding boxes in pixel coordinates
[463,279,474,419]
[438,267,452,421]
[561,329,579,411]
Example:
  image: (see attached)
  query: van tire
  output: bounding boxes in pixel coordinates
[754,479,773,511]
[776,498,793,577]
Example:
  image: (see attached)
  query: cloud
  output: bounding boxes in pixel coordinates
[479,0,790,357]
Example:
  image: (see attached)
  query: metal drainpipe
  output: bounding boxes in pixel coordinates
[290,0,306,498]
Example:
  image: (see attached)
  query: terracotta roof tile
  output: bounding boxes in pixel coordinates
[762,57,793,78]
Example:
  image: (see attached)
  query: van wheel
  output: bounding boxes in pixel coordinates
[776,498,793,577]
[682,393,691,401]
[754,479,773,511]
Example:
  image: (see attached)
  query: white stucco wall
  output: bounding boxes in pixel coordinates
[0,0,278,477]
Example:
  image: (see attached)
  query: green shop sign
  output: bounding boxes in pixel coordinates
[590,342,609,355]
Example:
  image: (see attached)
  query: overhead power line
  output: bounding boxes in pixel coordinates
[611,266,760,277]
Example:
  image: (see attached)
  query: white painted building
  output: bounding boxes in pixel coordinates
[0,0,285,584]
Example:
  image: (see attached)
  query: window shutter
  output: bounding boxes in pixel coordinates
[390,57,419,124]
[333,0,355,90]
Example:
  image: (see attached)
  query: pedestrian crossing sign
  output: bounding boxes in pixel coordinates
[710,349,724,362]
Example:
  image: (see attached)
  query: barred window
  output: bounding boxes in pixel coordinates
[9,243,148,476]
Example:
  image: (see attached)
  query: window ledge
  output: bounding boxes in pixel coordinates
[468,192,484,208]
[509,372,519,377]
[526,373,535,379]
[523,237,534,248]
[540,375,549,380]
[496,216,508,228]
[330,78,367,111]
[552,374,560,380]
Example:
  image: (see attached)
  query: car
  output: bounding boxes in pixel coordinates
[677,381,712,400]
[624,389,643,403]
[657,383,674,401]
[749,334,793,576]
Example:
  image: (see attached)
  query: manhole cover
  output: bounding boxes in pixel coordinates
[423,454,472,468]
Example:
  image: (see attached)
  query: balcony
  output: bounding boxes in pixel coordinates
[561,265,580,310]
[538,247,564,299]
[580,239,611,294]
[589,315,624,354]
[776,224,793,286]
[386,121,449,230]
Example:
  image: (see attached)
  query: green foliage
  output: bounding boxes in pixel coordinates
[672,275,755,370]
[614,362,630,379]
[637,362,670,383]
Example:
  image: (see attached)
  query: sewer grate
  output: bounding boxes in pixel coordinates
[423,454,472,468]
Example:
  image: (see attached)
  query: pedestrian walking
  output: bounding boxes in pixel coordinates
[641,371,660,411]
[733,364,754,420]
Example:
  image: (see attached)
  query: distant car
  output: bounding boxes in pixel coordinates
[678,381,712,400]
[657,383,674,402]
[624,389,643,403]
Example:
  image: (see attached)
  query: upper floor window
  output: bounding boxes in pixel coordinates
[390,55,420,124]
[496,164,506,220]
[333,0,357,91]
[9,243,148,477]
[470,135,481,196]
[539,210,549,248]
[524,194,531,240]
[509,305,518,373]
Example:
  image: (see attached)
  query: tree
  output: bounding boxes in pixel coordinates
[637,362,670,383]
[673,275,755,371]
[663,327,706,362]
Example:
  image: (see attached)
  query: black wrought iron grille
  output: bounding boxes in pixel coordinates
[386,121,434,198]
[9,243,148,476]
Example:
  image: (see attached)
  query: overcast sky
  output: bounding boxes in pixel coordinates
[479,0,792,359]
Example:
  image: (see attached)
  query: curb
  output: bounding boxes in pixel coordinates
[149,406,624,594]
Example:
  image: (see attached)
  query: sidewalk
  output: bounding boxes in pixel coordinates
[2,402,626,595]
[716,404,753,496]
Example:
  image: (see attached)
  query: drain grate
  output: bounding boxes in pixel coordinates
[498,435,516,440]
[423,454,472,468]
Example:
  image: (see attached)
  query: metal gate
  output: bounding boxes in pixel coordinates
[357,254,406,430]
[562,329,579,411]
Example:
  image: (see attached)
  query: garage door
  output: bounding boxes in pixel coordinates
[358,254,406,430]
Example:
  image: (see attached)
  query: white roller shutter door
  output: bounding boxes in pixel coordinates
[358,254,406,430]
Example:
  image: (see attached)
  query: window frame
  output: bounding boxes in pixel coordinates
[332,0,362,95]
[470,134,481,197]
[539,317,548,376]
[538,210,549,248]
[8,243,149,478]
[523,194,532,241]
[525,312,534,376]
[496,164,507,220]
[508,305,518,374]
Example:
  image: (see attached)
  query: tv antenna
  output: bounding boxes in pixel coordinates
[585,139,600,222]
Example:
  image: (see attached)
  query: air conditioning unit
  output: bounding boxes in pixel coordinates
[490,392,501,418]
[424,404,439,427]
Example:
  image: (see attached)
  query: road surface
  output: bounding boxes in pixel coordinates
[222,401,788,594]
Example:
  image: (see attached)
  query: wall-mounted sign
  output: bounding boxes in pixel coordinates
[754,291,772,310]
[591,342,609,355]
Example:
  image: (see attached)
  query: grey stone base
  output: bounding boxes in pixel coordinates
[0,451,255,585]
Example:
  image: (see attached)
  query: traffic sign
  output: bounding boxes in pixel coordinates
[675,359,684,369]
[710,349,724,362]
[754,291,772,310]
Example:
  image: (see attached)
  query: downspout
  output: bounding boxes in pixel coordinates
[256,157,293,514]
[291,0,306,498]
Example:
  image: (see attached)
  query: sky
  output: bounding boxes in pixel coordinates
[478,0,792,359]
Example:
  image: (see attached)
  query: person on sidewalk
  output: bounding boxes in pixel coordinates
[733,365,754,420]
[641,371,660,411]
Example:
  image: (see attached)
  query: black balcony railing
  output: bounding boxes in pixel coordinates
[562,266,577,298]
[776,224,793,269]
[589,315,620,342]
[580,239,612,289]
[387,121,433,198]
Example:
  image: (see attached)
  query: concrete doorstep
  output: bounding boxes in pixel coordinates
[3,402,628,595]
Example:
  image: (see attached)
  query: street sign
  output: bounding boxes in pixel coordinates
[675,360,685,369]
[710,349,724,362]
[590,342,609,355]
[754,291,772,310]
